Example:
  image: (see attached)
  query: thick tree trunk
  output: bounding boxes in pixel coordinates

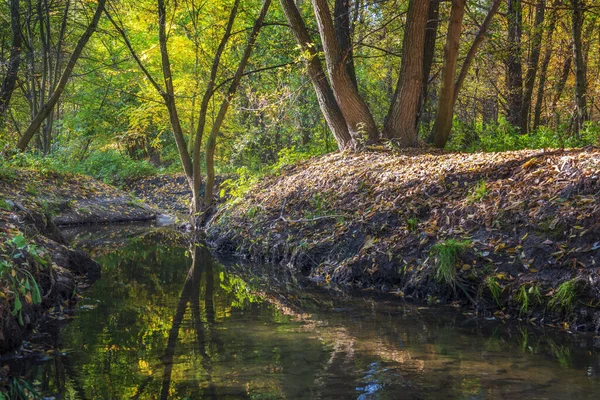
[571,0,587,133]
[521,0,545,133]
[431,0,466,148]
[334,0,357,88]
[203,0,272,207]
[506,0,524,130]
[383,0,429,147]
[16,0,107,151]
[0,0,22,120]
[311,0,379,142]
[533,0,560,130]
[279,0,353,150]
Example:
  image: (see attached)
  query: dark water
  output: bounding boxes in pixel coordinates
[4,227,600,399]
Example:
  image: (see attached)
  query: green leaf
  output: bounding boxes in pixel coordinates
[11,234,27,250]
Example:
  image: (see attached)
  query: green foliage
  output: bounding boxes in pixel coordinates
[271,146,321,172]
[515,284,542,315]
[0,233,44,326]
[447,117,600,152]
[407,218,418,233]
[219,167,261,200]
[485,276,502,306]
[468,180,489,203]
[431,239,471,286]
[548,279,578,312]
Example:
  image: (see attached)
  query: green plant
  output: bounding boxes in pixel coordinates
[468,179,489,203]
[24,182,39,196]
[548,279,578,312]
[485,276,502,306]
[407,217,418,233]
[431,239,471,286]
[0,234,44,326]
[515,283,542,315]
[219,167,260,200]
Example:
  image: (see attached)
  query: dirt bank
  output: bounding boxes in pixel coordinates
[0,168,158,354]
[207,147,600,332]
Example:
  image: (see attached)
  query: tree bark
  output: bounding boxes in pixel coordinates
[571,0,587,133]
[383,0,429,147]
[431,0,466,148]
[16,0,107,151]
[279,0,353,150]
[0,0,22,120]
[334,0,357,88]
[521,0,545,133]
[311,0,379,142]
[506,0,524,130]
[419,0,440,129]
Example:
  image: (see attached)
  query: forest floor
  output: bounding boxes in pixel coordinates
[0,168,158,354]
[207,147,600,332]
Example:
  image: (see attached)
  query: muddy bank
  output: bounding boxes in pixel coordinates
[207,148,600,332]
[0,168,159,354]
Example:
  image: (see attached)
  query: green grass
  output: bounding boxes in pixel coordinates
[548,279,578,312]
[407,217,418,233]
[515,284,542,315]
[431,239,471,286]
[485,276,502,306]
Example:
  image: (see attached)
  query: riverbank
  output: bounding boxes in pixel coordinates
[207,147,600,331]
[0,167,159,354]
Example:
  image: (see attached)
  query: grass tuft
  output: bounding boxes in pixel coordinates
[515,284,542,315]
[548,279,578,312]
[431,239,471,286]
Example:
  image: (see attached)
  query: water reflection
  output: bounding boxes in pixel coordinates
[2,228,600,399]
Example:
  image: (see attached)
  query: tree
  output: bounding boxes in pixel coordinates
[382,0,429,146]
[506,0,524,131]
[571,0,588,133]
[16,0,107,151]
[0,0,22,122]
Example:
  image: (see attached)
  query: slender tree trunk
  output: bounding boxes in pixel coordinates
[533,0,560,130]
[279,0,353,150]
[383,0,429,147]
[203,0,272,207]
[157,0,194,183]
[551,53,572,126]
[311,0,379,142]
[506,0,524,130]
[191,0,240,215]
[431,0,466,148]
[520,0,545,133]
[419,0,440,129]
[16,0,107,151]
[0,0,22,121]
[334,0,357,88]
[571,0,587,133]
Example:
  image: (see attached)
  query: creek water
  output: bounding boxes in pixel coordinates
[4,225,600,399]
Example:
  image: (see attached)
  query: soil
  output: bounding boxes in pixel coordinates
[207,147,600,332]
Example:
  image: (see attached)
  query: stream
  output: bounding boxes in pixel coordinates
[3,224,600,399]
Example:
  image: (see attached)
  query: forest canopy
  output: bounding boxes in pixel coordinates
[1,0,599,209]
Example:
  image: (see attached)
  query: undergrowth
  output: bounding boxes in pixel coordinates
[431,239,471,286]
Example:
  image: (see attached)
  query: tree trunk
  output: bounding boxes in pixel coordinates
[551,53,572,126]
[506,0,524,130]
[279,0,353,150]
[311,0,379,142]
[419,0,440,129]
[383,0,429,147]
[431,0,466,148]
[16,0,107,152]
[334,0,357,88]
[521,0,545,133]
[203,0,272,207]
[571,0,587,133]
[0,0,22,120]
[533,0,560,130]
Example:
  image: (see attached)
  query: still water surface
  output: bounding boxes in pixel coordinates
[5,226,600,399]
